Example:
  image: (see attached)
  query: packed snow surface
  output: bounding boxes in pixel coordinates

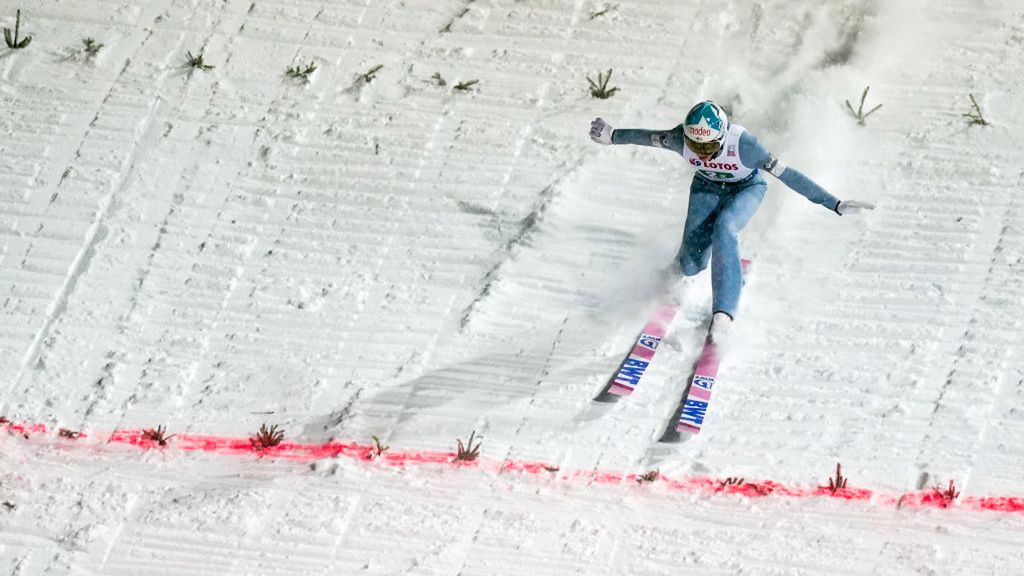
[2,0,1023,574]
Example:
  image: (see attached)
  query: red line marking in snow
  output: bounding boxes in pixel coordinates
[4,419,1024,515]
[2,420,49,436]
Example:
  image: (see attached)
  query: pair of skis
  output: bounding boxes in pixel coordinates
[594,260,750,442]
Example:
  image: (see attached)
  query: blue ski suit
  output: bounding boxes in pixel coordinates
[611,124,842,318]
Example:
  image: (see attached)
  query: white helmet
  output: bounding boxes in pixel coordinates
[683,100,729,155]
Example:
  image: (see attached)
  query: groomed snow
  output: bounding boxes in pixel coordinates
[2,0,1023,573]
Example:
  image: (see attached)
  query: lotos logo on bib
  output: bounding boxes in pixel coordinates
[690,158,738,171]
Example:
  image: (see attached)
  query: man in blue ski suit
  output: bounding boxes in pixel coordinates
[589,100,875,340]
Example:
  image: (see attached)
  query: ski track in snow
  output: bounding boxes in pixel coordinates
[2,0,1024,574]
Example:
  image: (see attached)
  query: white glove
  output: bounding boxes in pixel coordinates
[590,117,614,145]
[836,200,876,215]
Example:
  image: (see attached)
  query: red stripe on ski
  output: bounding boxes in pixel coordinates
[687,385,712,401]
[608,383,635,396]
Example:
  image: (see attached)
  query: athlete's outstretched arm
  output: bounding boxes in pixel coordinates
[589,118,686,154]
[738,131,875,215]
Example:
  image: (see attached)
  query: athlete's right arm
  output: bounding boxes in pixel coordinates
[589,118,684,153]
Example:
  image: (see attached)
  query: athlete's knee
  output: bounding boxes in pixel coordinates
[676,251,707,276]
[679,260,705,276]
[676,239,703,267]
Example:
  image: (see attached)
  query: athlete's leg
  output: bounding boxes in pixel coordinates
[709,178,766,316]
[676,178,723,276]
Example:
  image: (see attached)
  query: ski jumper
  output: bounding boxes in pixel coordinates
[611,123,841,318]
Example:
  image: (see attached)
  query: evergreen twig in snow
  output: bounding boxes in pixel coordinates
[962,93,989,126]
[933,480,960,507]
[845,86,882,125]
[718,477,745,490]
[363,64,383,83]
[826,463,848,494]
[250,424,285,450]
[589,4,619,21]
[185,50,214,71]
[82,37,103,57]
[4,9,32,49]
[287,61,318,83]
[142,425,175,446]
[454,430,482,462]
[636,470,660,484]
[367,435,389,459]
[587,69,619,99]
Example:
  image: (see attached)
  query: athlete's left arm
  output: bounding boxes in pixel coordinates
[738,132,845,213]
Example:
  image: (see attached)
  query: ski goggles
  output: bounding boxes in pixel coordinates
[684,135,723,157]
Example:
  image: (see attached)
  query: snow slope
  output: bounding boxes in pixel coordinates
[2,0,1023,573]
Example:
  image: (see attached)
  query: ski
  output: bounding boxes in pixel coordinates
[593,302,677,402]
[659,258,751,442]
[660,339,720,440]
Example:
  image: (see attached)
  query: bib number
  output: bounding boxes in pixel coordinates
[699,170,734,180]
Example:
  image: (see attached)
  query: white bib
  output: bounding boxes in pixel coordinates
[681,124,756,183]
